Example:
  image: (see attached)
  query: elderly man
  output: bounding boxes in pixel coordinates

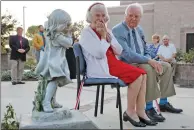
[112,3,183,122]
[158,35,177,77]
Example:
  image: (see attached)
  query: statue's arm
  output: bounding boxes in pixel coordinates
[57,34,73,49]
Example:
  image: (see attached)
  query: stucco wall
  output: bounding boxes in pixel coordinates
[153,1,194,50]
[107,1,194,51]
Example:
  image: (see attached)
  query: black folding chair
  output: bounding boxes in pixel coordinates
[73,43,127,130]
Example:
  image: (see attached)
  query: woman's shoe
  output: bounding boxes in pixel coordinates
[123,111,146,127]
[139,116,158,126]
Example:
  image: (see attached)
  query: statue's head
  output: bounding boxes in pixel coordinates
[47,9,72,39]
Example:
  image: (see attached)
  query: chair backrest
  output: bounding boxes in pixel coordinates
[73,43,86,75]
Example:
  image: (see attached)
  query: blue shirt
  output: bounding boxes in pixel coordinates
[148,43,161,61]
[39,32,46,47]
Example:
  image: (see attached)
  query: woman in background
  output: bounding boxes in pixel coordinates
[148,34,161,61]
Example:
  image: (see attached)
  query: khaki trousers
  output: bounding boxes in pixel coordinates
[171,62,177,77]
[134,62,176,102]
[11,59,25,82]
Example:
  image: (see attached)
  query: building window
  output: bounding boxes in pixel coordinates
[186,33,194,52]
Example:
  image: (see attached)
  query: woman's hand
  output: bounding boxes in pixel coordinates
[96,21,107,39]
[106,32,112,43]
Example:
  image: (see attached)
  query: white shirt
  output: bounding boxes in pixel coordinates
[157,43,176,62]
[79,26,123,79]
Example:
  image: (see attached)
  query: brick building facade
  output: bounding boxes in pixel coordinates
[107,1,194,52]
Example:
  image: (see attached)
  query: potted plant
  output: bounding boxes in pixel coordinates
[174,48,194,88]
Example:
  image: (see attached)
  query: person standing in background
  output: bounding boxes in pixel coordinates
[9,27,30,85]
[32,25,46,63]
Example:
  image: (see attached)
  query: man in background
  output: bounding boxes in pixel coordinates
[9,27,30,85]
[158,35,177,77]
[32,25,46,63]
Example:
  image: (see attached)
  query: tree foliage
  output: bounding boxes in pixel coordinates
[71,20,85,43]
[26,20,85,42]
[26,25,39,39]
[1,12,18,54]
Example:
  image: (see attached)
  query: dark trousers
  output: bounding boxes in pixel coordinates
[66,48,76,79]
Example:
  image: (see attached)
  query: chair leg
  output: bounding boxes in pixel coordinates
[94,85,100,117]
[100,85,105,114]
[117,85,123,130]
[77,81,80,110]
[116,90,119,108]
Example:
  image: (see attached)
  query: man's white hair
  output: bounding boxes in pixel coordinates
[86,3,110,23]
[162,35,170,40]
[125,3,144,16]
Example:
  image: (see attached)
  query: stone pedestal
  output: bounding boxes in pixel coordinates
[19,108,99,129]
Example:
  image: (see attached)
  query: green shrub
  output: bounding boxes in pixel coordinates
[24,58,36,69]
[1,70,39,81]
[22,71,39,81]
[176,49,184,62]
[1,104,19,130]
[1,71,11,81]
[182,48,194,63]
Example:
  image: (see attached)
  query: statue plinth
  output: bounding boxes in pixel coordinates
[19,108,99,129]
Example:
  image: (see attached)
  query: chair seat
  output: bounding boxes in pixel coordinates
[83,78,126,87]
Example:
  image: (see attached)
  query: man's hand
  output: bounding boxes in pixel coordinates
[165,58,173,63]
[159,55,171,63]
[18,49,25,53]
[148,59,163,74]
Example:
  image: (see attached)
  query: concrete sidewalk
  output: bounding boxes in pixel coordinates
[1,81,194,129]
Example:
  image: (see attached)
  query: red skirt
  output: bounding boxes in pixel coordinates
[106,47,146,84]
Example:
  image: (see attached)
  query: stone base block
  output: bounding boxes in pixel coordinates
[19,109,99,129]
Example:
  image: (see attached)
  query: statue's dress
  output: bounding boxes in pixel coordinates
[35,33,73,87]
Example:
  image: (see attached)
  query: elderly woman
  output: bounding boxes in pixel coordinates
[79,2,157,127]
[148,34,161,61]
[35,9,73,113]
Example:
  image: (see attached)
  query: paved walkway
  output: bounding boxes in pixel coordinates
[1,81,194,129]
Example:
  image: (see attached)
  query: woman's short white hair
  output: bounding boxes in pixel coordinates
[162,35,170,40]
[86,3,110,23]
[125,3,143,16]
